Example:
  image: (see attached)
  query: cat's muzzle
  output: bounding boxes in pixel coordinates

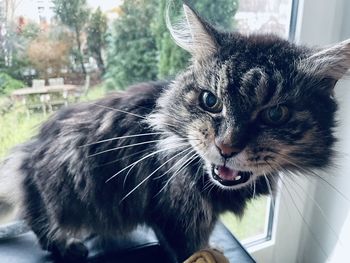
[211,165,252,187]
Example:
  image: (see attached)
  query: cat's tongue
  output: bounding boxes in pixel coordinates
[217,166,239,181]
[212,165,252,186]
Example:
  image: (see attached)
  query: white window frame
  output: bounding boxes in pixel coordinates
[247,0,350,262]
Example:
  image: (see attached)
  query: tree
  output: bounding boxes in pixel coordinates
[152,0,189,79]
[0,72,25,95]
[153,0,239,79]
[53,0,90,76]
[106,0,239,89]
[191,0,239,30]
[0,19,37,83]
[27,34,71,81]
[21,22,40,39]
[87,8,108,75]
[106,0,158,89]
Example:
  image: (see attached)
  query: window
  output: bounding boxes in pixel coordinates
[0,0,310,261]
[219,0,297,248]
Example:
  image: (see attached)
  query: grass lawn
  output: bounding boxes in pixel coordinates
[0,84,271,243]
[0,111,47,157]
[0,85,106,158]
[220,196,270,242]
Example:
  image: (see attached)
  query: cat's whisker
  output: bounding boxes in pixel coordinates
[267,172,294,222]
[208,183,217,196]
[284,172,345,247]
[202,176,216,194]
[152,148,195,180]
[99,137,200,167]
[124,144,195,187]
[272,152,350,203]
[98,148,151,167]
[120,146,194,202]
[92,103,148,119]
[105,143,189,183]
[121,140,194,187]
[88,139,164,157]
[138,104,186,123]
[269,161,345,254]
[89,136,197,158]
[156,151,199,196]
[250,176,257,199]
[154,147,198,184]
[263,173,275,214]
[201,181,211,193]
[154,143,200,180]
[276,173,329,259]
[80,132,171,147]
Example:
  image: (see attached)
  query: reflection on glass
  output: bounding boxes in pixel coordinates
[0,1,293,245]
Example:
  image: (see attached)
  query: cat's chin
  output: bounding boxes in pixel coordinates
[210,164,253,189]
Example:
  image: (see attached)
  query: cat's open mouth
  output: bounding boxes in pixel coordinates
[211,165,252,187]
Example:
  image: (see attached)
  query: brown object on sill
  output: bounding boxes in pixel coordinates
[184,248,229,263]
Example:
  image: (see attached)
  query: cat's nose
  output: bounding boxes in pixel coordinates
[215,140,241,158]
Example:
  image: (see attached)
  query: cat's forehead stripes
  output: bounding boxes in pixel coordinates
[216,62,230,98]
[239,67,268,103]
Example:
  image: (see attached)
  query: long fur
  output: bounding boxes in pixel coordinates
[1,3,350,262]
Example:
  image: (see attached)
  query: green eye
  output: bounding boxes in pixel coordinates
[261,105,290,125]
[199,91,223,113]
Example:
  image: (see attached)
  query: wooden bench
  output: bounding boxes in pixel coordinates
[11,85,79,117]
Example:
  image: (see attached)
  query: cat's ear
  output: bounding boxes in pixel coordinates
[166,3,218,59]
[298,39,350,80]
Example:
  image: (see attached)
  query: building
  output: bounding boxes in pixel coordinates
[36,0,55,23]
[13,0,54,24]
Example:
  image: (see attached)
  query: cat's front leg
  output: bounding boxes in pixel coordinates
[151,219,215,263]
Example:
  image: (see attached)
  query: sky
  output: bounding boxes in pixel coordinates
[87,0,122,12]
[14,0,123,23]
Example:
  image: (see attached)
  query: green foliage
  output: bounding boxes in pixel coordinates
[0,22,34,84]
[106,0,158,89]
[0,85,106,158]
[21,22,41,39]
[87,8,108,74]
[221,196,268,240]
[0,55,31,84]
[152,0,189,79]
[106,0,239,87]
[0,73,25,95]
[53,0,90,75]
[0,110,45,158]
[190,0,239,30]
[154,0,239,78]
[53,0,90,32]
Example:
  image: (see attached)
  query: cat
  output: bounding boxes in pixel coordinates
[1,3,350,262]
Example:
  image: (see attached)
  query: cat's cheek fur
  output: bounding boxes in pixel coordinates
[186,120,223,164]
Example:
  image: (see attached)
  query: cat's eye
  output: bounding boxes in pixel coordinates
[199,91,223,113]
[261,105,290,126]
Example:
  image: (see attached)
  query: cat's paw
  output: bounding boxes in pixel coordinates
[64,239,89,261]
[51,238,88,262]
[183,248,229,263]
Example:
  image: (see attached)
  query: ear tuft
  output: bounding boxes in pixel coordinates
[166,2,218,59]
[298,39,350,80]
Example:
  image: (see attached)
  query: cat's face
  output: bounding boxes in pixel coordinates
[148,4,350,190]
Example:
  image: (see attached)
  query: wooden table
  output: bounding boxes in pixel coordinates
[11,85,80,116]
[11,85,78,97]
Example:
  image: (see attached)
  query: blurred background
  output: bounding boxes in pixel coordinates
[0,1,349,263]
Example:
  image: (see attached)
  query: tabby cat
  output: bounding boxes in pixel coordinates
[1,3,350,262]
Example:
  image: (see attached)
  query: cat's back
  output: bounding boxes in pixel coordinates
[3,81,169,233]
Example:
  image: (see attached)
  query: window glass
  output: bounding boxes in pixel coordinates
[219,0,295,245]
[0,0,294,246]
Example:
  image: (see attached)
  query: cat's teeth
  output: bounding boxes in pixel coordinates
[235,175,242,181]
[214,166,219,175]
